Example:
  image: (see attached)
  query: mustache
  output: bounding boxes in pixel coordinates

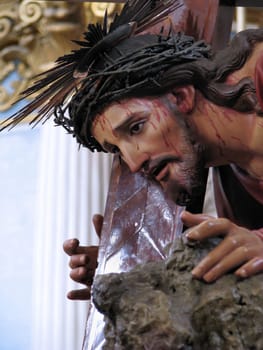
[144,156,180,178]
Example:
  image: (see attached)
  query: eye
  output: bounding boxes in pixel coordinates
[103,141,120,154]
[109,145,120,154]
[129,121,145,135]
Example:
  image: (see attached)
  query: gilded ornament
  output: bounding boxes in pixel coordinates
[0,2,126,116]
[0,0,84,114]
[90,3,117,18]
[19,0,43,24]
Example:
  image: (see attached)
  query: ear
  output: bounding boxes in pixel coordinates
[172,86,195,114]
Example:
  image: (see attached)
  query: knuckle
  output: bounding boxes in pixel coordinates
[69,270,75,279]
[220,218,233,230]
[68,257,75,269]
[228,236,239,247]
[240,245,249,256]
[202,217,233,233]
[79,266,87,276]
[81,254,89,265]
[236,245,251,259]
[203,220,214,230]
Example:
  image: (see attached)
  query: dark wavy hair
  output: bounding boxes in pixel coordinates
[57,28,262,151]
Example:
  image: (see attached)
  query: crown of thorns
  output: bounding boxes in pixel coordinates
[60,32,211,151]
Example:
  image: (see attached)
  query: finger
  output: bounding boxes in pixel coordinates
[201,245,252,282]
[63,238,80,256]
[186,218,232,241]
[70,267,87,283]
[235,256,263,278]
[69,254,89,269]
[70,266,95,285]
[69,249,98,270]
[191,235,238,279]
[92,214,103,239]
[201,243,262,282]
[180,211,213,228]
[67,288,91,301]
[63,238,97,257]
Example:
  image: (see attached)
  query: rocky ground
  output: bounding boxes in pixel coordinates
[92,236,263,350]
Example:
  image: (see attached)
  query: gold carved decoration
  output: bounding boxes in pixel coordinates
[0,1,123,115]
[85,2,122,22]
[0,2,262,116]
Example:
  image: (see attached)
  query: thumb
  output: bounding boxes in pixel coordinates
[180,210,212,228]
[92,214,104,239]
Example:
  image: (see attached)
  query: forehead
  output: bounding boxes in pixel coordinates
[91,97,155,135]
[97,98,153,123]
[91,95,174,145]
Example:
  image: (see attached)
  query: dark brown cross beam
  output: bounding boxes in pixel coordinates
[66,0,262,6]
[81,1,236,349]
[220,0,262,6]
[61,0,263,7]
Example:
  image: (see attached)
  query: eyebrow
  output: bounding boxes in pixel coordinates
[114,111,149,132]
[101,117,131,153]
[100,111,149,152]
[113,112,142,132]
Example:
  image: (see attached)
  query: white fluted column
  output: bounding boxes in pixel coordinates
[236,7,246,32]
[31,121,112,350]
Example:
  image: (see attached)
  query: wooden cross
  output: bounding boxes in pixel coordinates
[69,0,261,5]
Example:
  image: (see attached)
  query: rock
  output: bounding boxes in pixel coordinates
[92,236,263,350]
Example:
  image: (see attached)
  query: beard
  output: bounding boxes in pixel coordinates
[160,140,207,206]
[156,97,207,206]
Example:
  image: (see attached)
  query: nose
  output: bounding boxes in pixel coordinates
[120,144,149,174]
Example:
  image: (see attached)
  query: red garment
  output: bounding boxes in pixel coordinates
[231,165,263,205]
[213,165,263,231]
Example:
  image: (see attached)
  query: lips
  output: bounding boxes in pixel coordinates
[148,156,179,181]
[150,160,169,181]
[147,157,193,205]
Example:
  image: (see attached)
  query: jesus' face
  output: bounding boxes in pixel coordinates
[91,95,205,205]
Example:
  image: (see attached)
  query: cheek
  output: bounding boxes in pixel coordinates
[161,129,174,149]
[144,126,177,155]
[152,118,180,152]
[147,118,170,148]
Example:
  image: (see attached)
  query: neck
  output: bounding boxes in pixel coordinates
[188,95,263,179]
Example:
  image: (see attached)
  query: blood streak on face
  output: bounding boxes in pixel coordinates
[92,95,205,204]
